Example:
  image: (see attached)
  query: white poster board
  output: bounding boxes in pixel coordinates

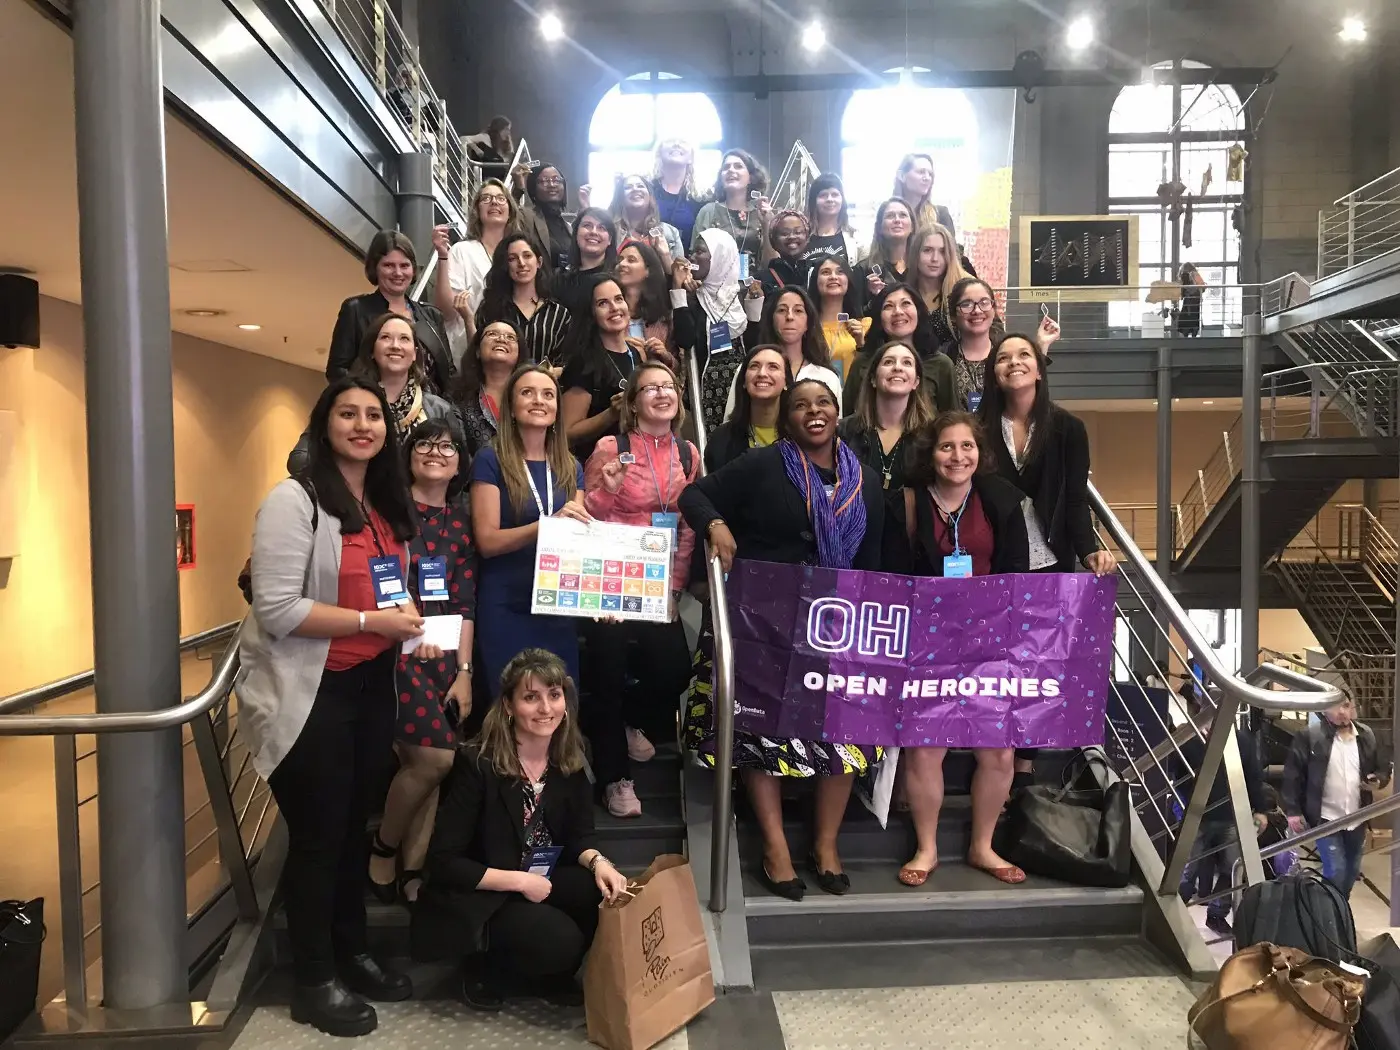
[530,517,673,623]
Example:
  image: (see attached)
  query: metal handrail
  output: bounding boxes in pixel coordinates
[685,355,737,913]
[0,620,245,735]
[409,250,438,302]
[1260,793,1400,861]
[0,620,240,718]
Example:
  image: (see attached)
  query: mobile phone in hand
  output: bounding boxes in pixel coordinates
[628,320,645,342]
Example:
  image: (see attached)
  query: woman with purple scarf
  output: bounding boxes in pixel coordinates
[679,379,884,900]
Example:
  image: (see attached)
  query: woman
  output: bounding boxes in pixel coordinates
[679,379,884,899]
[615,240,676,355]
[291,314,464,473]
[368,421,476,906]
[801,172,865,269]
[452,321,520,456]
[757,210,813,296]
[417,649,628,1011]
[470,365,590,691]
[650,138,704,250]
[670,228,752,434]
[943,278,1054,411]
[895,411,1031,887]
[476,233,571,366]
[582,363,700,818]
[705,345,786,471]
[328,230,454,395]
[691,148,771,261]
[446,179,519,321]
[808,255,869,382]
[893,152,956,238]
[512,162,573,270]
[909,224,968,351]
[1178,263,1206,337]
[977,333,1117,790]
[560,276,670,459]
[610,173,685,264]
[725,286,841,418]
[842,285,956,416]
[239,376,425,1037]
[553,207,619,316]
[858,198,915,298]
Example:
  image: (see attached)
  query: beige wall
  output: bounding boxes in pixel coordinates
[0,296,322,696]
[1079,409,1240,507]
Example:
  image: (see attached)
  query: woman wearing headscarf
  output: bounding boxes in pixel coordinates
[511,162,574,272]
[670,228,759,433]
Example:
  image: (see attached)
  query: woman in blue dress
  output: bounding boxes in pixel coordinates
[469,364,589,694]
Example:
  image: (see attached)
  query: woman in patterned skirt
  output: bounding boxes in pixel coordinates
[679,378,884,901]
[369,420,476,905]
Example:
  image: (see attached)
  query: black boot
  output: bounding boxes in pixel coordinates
[338,953,413,1002]
[460,956,503,1012]
[290,979,377,1037]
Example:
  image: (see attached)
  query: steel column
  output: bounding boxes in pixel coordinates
[1392,371,1400,925]
[1155,345,1174,639]
[397,151,435,269]
[1240,313,1262,677]
[72,0,188,1009]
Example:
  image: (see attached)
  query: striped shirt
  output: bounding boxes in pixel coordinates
[482,298,572,366]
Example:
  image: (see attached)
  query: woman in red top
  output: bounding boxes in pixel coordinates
[895,411,1030,890]
[581,362,700,818]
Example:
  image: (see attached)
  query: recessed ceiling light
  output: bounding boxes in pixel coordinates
[237,323,262,331]
[183,308,225,318]
[1065,15,1095,50]
[801,21,826,52]
[1339,17,1367,42]
[1203,400,1215,405]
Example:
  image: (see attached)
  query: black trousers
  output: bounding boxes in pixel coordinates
[485,865,602,979]
[582,618,693,786]
[269,649,397,984]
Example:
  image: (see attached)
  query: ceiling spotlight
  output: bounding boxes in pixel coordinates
[1065,15,1095,50]
[1339,17,1367,42]
[539,12,564,41]
[801,21,826,53]
[237,323,262,331]
[1203,400,1215,405]
[183,308,224,318]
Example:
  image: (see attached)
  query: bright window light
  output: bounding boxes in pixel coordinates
[1339,17,1367,42]
[587,73,724,195]
[801,21,826,53]
[539,12,564,41]
[1066,15,1095,51]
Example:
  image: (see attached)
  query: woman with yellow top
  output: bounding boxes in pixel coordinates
[909,224,968,351]
[808,256,870,383]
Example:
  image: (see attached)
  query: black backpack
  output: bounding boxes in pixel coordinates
[238,476,318,604]
[1234,867,1356,963]
[614,432,695,478]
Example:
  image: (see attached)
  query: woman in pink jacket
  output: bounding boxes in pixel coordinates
[582,362,700,817]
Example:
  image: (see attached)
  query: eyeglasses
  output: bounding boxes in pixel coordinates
[577,221,609,234]
[478,194,509,206]
[536,176,564,187]
[639,382,677,397]
[412,440,459,456]
[957,298,995,313]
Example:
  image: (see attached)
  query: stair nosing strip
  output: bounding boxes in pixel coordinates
[743,885,1143,916]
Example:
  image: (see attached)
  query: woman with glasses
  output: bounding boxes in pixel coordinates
[476,233,571,366]
[756,210,813,298]
[801,173,865,269]
[691,149,772,262]
[553,207,619,316]
[649,138,704,250]
[609,174,685,266]
[368,421,477,907]
[581,362,700,818]
[944,277,1057,412]
[511,162,573,271]
[858,198,916,299]
[446,180,520,327]
[453,321,521,456]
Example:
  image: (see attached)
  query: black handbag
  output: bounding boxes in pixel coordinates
[0,898,44,1042]
[1354,935,1400,1050]
[992,751,1132,887]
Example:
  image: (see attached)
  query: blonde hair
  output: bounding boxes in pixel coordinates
[610,174,662,239]
[617,361,686,434]
[909,224,969,317]
[853,341,936,433]
[467,178,520,241]
[493,363,579,515]
[893,152,939,231]
[470,649,587,778]
[650,139,698,201]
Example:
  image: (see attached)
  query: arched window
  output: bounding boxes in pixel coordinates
[587,72,723,199]
[840,70,979,245]
[1108,59,1246,328]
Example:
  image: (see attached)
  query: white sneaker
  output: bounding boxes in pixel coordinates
[605,780,642,818]
[625,727,656,763]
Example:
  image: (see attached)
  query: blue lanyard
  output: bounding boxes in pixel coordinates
[935,487,972,555]
[643,437,675,513]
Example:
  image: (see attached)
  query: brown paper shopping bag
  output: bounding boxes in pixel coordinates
[584,854,715,1050]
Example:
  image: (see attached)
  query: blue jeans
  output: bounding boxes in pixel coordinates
[1316,826,1366,899]
[1180,821,1241,921]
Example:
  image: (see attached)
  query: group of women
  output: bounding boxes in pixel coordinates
[239,137,1115,1037]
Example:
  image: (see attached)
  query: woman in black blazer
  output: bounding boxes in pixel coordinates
[414,649,628,1010]
[894,411,1030,892]
[328,230,455,395]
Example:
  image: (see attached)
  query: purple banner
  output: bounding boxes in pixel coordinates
[726,561,1117,749]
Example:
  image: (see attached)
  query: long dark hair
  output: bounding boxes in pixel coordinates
[975,332,1055,465]
[480,233,552,326]
[867,283,936,357]
[710,148,768,200]
[806,254,864,319]
[867,197,916,272]
[556,275,628,380]
[805,172,852,234]
[758,286,832,370]
[301,376,416,540]
[451,319,522,404]
[616,240,669,325]
[729,344,788,440]
[570,207,619,271]
[403,418,468,503]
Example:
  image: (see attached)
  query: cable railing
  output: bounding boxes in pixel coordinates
[769,139,822,214]
[0,620,263,1015]
[1317,166,1400,278]
[1101,502,1182,561]
[1175,415,1243,548]
[1000,284,1262,341]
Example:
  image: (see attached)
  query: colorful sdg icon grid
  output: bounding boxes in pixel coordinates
[535,553,669,614]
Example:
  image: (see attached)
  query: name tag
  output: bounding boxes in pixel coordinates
[651,511,679,543]
[525,846,562,878]
[628,320,646,342]
[369,555,410,608]
[967,391,983,412]
[418,555,448,602]
[943,553,973,579]
[708,321,732,352]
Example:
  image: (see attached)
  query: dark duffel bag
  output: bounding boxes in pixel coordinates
[1234,868,1356,964]
[992,751,1132,888]
[0,898,44,1042]
[1354,934,1400,1050]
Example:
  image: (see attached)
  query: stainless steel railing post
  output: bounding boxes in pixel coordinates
[53,735,87,1013]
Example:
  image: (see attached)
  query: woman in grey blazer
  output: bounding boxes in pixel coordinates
[238,376,425,1038]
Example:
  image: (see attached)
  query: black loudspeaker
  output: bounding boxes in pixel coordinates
[0,275,39,349]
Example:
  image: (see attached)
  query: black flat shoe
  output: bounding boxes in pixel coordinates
[808,855,851,896]
[368,832,399,904]
[460,971,504,1012]
[290,978,377,1037]
[760,866,806,901]
[338,952,413,1002]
